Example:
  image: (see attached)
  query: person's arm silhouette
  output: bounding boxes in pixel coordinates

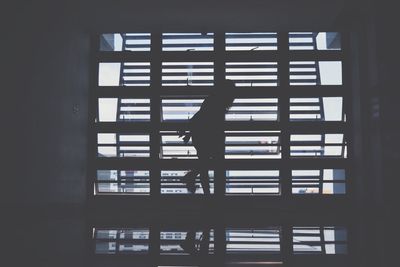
[178,97,211,144]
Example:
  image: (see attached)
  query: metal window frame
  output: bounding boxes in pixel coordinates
[89,31,352,206]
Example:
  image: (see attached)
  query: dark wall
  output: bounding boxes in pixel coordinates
[3,0,394,266]
[4,2,90,207]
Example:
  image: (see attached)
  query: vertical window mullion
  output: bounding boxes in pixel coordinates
[278,32,291,199]
[150,32,162,197]
[149,224,160,266]
[214,31,226,197]
[341,31,352,200]
[91,34,100,198]
[282,224,294,265]
[279,32,294,264]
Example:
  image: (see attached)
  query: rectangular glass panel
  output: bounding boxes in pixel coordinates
[161,170,214,194]
[289,32,341,50]
[225,170,280,195]
[226,228,281,254]
[161,97,204,122]
[97,133,150,158]
[94,228,149,254]
[98,62,150,86]
[100,33,151,51]
[98,98,150,122]
[161,97,279,122]
[162,62,214,86]
[290,134,346,158]
[162,33,214,51]
[290,97,344,121]
[293,226,347,254]
[292,169,346,194]
[226,62,278,87]
[225,32,277,51]
[289,61,342,86]
[96,170,150,195]
[160,230,214,255]
[226,98,278,121]
[225,131,281,159]
[160,131,197,159]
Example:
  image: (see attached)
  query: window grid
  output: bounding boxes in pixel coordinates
[92,32,349,197]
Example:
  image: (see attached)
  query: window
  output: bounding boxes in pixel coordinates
[92,32,348,197]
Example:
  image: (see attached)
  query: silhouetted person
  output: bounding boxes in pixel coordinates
[179,228,211,257]
[178,80,235,194]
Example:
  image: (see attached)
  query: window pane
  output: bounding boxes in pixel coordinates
[226,32,277,51]
[293,226,347,254]
[290,97,344,121]
[289,61,342,86]
[225,131,281,159]
[94,228,149,254]
[161,170,214,194]
[98,98,150,122]
[100,33,151,51]
[225,170,280,195]
[162,62,214,86]
[160,230,215,255]
[290,134,347,158]
[162,33,214,51]
[226,98,279,121]
[96,170,150,195]
[289,32,341,50]
[226,62,278,87]
[97,133,150,158]
[292,169,346,194]
[161,97,204,122]
[226,228,281,254]
[160,131,197,159]
[98,62,150,86]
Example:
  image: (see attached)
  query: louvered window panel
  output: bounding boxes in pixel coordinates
[162,33,214,51]
[289,32,341,50]
[290,97,344,122]
[160,230,215,255]
[289,61,342,86]
[226,98,279,121]
[100,33,151,51]
[160,131,197,159]
[226,228,281,254]
[94,228,150,254]
[225,131,281,159]
[290,134,347,158]
[98,98,151,122]
[161,170,214,194]
[293,227,347,254]
[225,32,277,51]
[226,62,278,87]
[225,170,280,195]
[98,62,150,86]
[162,62,214,86]
[292,169,346,194]
[95,170,150,195]
[97,133,150,158]
[161,97,204,122]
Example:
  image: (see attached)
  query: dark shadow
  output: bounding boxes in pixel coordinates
[178,80,236,194]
